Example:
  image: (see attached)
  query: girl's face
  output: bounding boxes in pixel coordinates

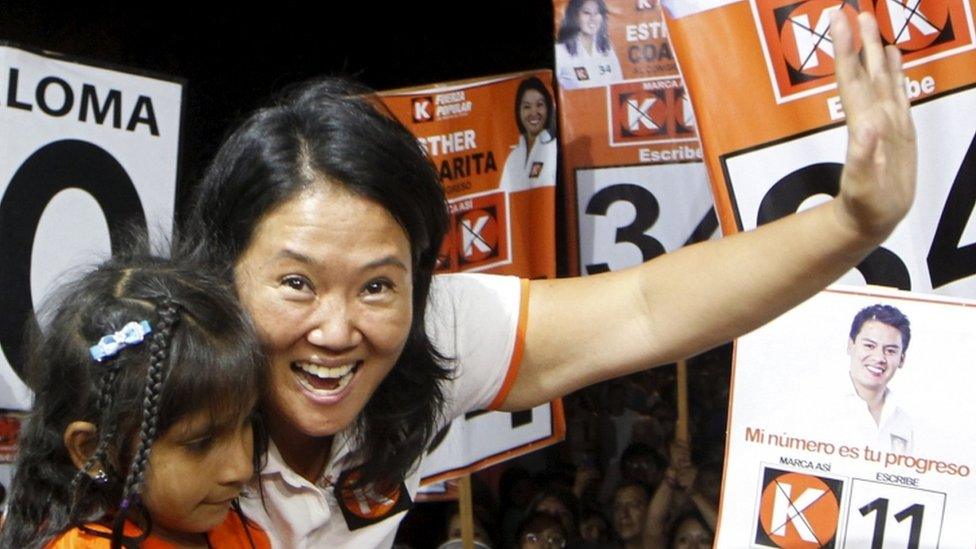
[234,181,413,443]
[519,89,548,139]
[141,408,254,541]
[671,517,712,549]
[577,1,603,38]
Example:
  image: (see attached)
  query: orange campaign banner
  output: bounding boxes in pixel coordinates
[553,0,719,277]
[379,72,565,487]
[665,0,976,297]
[382,71,557,279]
[662,1,976,547]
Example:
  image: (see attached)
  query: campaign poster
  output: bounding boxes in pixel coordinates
[553,0,718,277]
[380,73,565,485]
[381,71,557,279]
[0,44,184,410]
[664,0,976,297]
[722,286,976,547]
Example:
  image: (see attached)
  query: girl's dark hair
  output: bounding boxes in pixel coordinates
[513,77,556,141]
[181,76,450,490]
[557,0,613,56]
[1,252,266,548]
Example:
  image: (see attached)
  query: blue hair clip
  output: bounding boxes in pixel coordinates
[89,320,153,362]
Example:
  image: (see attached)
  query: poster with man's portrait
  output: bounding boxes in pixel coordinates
[719,285,976,548]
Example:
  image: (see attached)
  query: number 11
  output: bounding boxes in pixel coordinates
[859,497,924,549]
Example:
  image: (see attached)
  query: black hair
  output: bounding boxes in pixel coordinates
[516,511,568,547]
[181,76,451,491]
[513,77,556,141]
[619,441,668,485]
[612,480,652,504]
[666,509,713,549]
[0,253,266,549]
[556,0,613,56]
[526,485,580,539]
[849,303,911,352]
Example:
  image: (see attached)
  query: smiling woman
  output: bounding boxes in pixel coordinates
[180,12,917,546]
[499,76,558,193]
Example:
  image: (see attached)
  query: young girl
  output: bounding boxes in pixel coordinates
[0,254,270,548]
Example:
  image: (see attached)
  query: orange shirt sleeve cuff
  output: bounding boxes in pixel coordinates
[487,278,530,411]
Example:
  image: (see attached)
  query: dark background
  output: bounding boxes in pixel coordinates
[0,2,556,219]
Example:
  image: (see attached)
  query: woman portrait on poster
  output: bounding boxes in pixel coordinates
[555,0,624,89]
[498,77,558,193]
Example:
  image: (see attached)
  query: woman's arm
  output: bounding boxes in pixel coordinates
[500,12,915,410]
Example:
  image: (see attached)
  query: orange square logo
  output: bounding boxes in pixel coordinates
[753,0,975,102]
[609,78,697,146]
[438,192,509,272]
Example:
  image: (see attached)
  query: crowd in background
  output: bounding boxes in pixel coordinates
[395,343,731,549]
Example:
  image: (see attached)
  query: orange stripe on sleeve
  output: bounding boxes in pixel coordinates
[487,278,530,410]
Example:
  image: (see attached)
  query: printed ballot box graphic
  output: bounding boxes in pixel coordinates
[438,192,510,273]
[609,78,697,146]
[842,479,945,548]
[755,468,844,548]
[752,0,976,103]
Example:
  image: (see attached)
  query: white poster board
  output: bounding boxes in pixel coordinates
[719,285,976,548]
[0,44,183,410]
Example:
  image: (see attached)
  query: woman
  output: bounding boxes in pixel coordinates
[499,77,558,193]
[182,13,914,547]
[555,0,623,89]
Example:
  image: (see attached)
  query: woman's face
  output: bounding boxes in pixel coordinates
[577,0,603,38]
[519,89,548,139]
[672,517,712,549]
[234,181,413,441]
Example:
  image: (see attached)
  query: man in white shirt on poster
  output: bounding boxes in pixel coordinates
[835,303,914,454]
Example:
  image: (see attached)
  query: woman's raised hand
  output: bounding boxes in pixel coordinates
[831,10,917,243]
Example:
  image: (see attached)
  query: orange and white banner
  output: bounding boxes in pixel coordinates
[380,72,564,486]
[554,0,718,277]
[665,0,976,297]
[664,1,976,546]
[382,72,557,279]
[724,286,976,547]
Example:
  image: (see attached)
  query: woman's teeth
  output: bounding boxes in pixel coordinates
[293,361,358,393]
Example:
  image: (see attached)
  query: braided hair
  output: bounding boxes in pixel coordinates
[1,253,266,549]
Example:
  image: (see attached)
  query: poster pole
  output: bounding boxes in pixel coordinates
[458,475,475,549]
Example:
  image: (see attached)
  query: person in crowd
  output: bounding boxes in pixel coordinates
[555,0,623,89]
[499,77,558,193]
[666,510,713,549]
[619,443,667,491]
[642,440,717,549]
[612,482,651,548]
[0,254,269,548]
[518,512,570,549]
[526,486,580,546]
[179,12,915,547]
[578,506,613,548]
